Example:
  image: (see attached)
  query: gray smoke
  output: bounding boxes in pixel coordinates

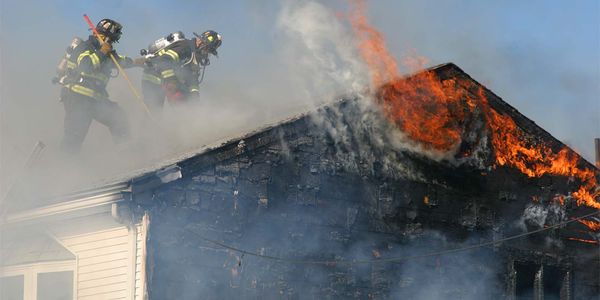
[520,201,568,230]
[519,200,568,249]
[276,0,463,174]
[276,0,369,103]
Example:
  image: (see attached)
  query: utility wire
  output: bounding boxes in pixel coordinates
[187,210,600,266]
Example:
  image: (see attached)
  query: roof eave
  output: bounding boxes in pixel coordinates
[2,182,130,226]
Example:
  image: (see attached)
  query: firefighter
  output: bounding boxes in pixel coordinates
[139,30,222,112]
[57,18,140,154]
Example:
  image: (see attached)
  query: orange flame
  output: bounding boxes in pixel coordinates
[484,101,600,209]
[579,219,600,231]
[350,1,477,152]
[349,0,399,87]
[567,237,599,245]
[348,0,599,226]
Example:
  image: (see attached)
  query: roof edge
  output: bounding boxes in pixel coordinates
[3,183,129,225]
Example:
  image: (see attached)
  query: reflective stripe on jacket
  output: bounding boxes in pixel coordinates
[68,36,133,100]
[142,72,162,85]
[66,83,108,100]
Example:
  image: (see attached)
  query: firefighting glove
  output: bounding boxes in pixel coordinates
[100,42,113,55]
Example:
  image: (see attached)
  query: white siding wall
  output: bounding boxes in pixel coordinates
[134,219,147,299]
[61,226,137,299]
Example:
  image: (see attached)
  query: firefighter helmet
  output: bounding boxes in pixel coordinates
[95,19,123,43]
[194,30,222,55]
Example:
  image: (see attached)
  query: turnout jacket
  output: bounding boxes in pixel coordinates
[143,39,203,94]
[64,36,134,100]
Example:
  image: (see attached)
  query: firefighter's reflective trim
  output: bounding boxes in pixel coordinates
[142,73,162,85]
[90,53,100,66]
[66,60,77,69]
[80,72,109,84]
[189,84,200,93]
[158,49,179,61]
[70,84,96,98]
[69,84,107,100]
[166,49,179,61]
[77,50,100,67]
[161,69,176,79]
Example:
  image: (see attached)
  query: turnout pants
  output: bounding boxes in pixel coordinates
[142,70,200,113]
[60,89,130,154]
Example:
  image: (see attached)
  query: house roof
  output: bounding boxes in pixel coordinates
[1,232,75,266]
[4,63,597,220]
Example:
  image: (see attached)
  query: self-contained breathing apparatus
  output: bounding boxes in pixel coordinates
[140,31,220,66]
[53,37,120,87]
[53,37,83,85]
[139,31,221,85]
[140,31,187,61]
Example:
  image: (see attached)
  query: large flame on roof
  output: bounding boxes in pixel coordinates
[348,1,599,225]
[349,0,470,152]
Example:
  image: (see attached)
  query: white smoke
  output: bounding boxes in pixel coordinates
[274,0,466,180]
[520,202,567,230]
[276,0,369,103]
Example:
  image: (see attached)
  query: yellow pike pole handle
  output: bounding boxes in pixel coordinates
[84,14,153,119]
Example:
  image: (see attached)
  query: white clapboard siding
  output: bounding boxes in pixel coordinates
[78,288,128,299]
[61,226,134,300]
[134,219,147,299]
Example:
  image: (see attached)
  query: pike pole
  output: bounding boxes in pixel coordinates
[83,14,153,119]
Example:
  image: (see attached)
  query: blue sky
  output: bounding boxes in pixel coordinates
[0,0,598,168]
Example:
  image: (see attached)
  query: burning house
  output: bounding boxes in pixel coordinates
[1,63,599,299]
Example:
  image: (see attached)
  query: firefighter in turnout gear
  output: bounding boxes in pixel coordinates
[139,30,222,112]
[56,18,139,154]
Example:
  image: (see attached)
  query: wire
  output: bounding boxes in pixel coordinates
[187,210,600,266]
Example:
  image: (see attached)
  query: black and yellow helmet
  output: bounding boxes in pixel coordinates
[96,19,123,43]
[194,30,222,55]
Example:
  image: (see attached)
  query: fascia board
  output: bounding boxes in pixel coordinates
[3,186,129,226]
